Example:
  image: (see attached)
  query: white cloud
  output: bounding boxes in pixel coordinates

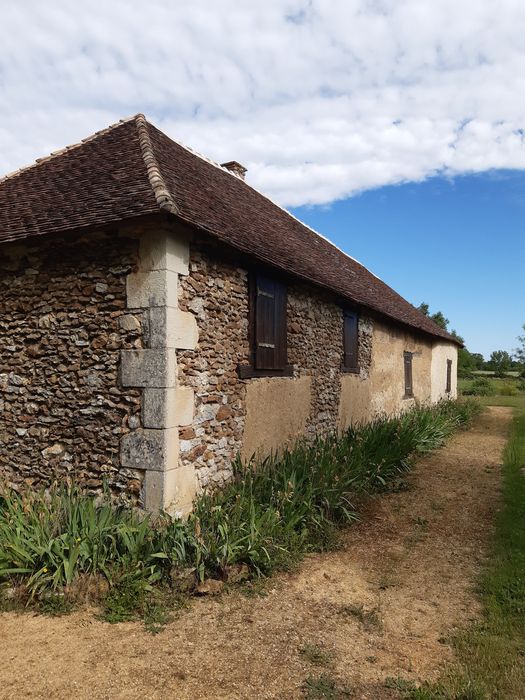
[1,0,525,205]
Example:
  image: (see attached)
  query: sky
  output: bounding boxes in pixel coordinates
[0,1,524,357]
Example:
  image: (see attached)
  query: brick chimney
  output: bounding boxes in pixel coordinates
[221,160,247,180]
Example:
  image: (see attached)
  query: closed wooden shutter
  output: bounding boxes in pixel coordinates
[343,311,359,370]
[446,359,452,393]
[404,351,413,396]
[254,274,287,370]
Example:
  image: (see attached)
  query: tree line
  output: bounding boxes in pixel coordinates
[417,303,525,378]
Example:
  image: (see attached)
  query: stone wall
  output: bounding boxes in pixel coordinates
[0,225,455,508]
[177,241,374,490]
[177,246,250,488]
[0,230,145,500]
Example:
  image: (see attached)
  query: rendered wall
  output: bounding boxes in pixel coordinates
[430,342,458,402]
[338,320,434,431]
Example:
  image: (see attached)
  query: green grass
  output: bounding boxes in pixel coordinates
[480,394,525,410]
[395,398,525,700]
[0,400,480,625]
[459,375,525,399]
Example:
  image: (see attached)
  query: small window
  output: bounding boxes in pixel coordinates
[239,272,289,377]
[343,310,359,372]
[446,359,452,393]
[404,351,413,397]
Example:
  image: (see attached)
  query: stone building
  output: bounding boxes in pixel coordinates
[0,115,459,515]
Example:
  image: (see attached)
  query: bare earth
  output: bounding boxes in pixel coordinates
[0,407,512,700]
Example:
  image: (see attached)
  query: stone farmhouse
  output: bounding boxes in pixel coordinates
[0,115,459,515]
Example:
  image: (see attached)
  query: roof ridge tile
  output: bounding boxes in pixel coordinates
[134,114,179,215]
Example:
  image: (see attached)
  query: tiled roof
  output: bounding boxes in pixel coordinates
[0,115,459,344]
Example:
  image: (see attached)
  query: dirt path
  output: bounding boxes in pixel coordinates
[0,407,512,700]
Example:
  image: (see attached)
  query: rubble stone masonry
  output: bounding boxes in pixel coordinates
[1,226,438,509]
[0,230,145,500]
[177,241,373,491]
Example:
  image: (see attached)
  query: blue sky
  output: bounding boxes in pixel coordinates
[1,1,525,357]
[293,170,525,358]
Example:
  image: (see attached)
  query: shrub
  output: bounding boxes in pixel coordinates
[499,384,518,396]
[463,377,492,396]
[0,400,480,606]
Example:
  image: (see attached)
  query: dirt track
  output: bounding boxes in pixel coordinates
[0,407,512,699]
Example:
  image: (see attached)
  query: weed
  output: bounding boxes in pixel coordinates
[38,593,75,616]
[303,673,352,699]
[377,573,397,590]
[414,516,429,530]
[300,643,333,666]
[340,603,382,630]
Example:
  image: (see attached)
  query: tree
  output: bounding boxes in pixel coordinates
[515,324,525,364]
[417,302,449,330]
[470,353,485,370]
[489,350,512,377]
[417,302,476,376]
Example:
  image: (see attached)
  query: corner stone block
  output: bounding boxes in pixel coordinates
[138,231,189,275]
[142,386,195,428]
[126,270,178,308]
[120,428,179,472]
[143,464,198,515]
[148,307,199,350]
[120,349,176,388]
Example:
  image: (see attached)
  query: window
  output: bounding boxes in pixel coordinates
[404,351,413,397]
[342,310,359,372]
[238,271,290,378]
[446,359,452,393]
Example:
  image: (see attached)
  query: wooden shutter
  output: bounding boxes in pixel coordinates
[404,351,413,396]
[446,359,452,393]
[254,273,287,370]
[343,311,359,370]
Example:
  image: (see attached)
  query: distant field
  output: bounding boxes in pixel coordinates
[472,370,521,377]
[459,375,524,400]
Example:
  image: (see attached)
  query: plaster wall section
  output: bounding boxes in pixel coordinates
[338,319,434,431]
[431,342,458,402]
[368,320,432,416]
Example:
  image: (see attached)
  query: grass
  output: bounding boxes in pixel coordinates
[394,394,525,699]
[0,400,480,625]
[303,673,352,699]
[459,375,525,399]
